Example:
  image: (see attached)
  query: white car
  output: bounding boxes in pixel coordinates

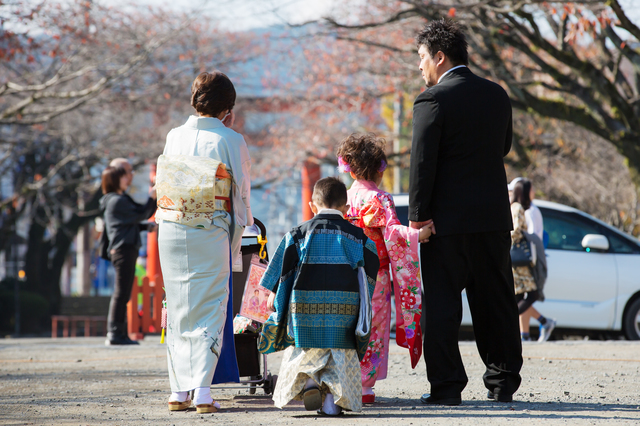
[392,195,640,340]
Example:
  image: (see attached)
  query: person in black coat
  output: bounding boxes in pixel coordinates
[408,19,522,405]
[99,160,156,345]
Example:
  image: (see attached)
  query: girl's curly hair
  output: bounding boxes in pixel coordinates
[336,133,387,182]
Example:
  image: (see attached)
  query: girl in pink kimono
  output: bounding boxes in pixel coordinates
[336,133,432,403]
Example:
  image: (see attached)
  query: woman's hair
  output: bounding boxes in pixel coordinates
[415,18,469,66]
[510,178,532,210]
[335,133,387,182]
[190,71,236,118]
[101,166,126,194]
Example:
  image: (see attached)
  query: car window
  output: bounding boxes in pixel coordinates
[395,205,409,227]
[607,232,640,254]
[543,213,603,252]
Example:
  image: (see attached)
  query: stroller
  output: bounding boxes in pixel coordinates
[227,218,277,395]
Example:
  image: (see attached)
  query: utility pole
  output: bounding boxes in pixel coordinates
[301,160,321,221]
[76,192,92,295]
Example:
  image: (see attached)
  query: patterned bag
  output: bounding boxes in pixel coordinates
[510,239,533,267]
[258,312,295,354]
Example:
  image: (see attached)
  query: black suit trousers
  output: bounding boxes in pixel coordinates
[420,231,522,399]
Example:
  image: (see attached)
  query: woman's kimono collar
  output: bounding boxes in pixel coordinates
[350,179,381,192]
[185,115,225,130]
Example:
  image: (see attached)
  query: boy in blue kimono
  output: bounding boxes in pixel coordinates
[259,177,379,416]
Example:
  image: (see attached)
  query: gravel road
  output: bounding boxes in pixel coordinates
[1,337,639,425]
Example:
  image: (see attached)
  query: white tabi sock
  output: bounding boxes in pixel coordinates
[169,391,188,402]
[362,386,374,395]
[322,392,342,415]
[305,377,317,389]
[194,387,220,408]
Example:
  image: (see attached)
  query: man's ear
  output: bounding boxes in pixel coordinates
[436,51,446,66]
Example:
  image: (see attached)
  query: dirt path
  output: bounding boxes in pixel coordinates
[1,337,639,425]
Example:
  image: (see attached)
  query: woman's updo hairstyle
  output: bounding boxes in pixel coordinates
[336,133,387,182]
[511,178,532,210]
[190,71,236,118]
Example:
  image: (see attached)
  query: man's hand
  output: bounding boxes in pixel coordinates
[410,220,429,229]
[267,291,276,311]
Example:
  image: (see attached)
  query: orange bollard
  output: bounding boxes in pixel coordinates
[140,276,153,334]
[150,274,164,333]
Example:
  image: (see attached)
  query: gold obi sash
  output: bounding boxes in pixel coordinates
[155,154,232,229]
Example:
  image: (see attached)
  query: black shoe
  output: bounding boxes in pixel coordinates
[105,332,139,346]
[487,390,513,402]
[420,393,462,406]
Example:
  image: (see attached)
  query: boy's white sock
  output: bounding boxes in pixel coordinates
[193,387,214,406]
[169,391,189,402]
[305,377,317,389]
[322,392,342,415]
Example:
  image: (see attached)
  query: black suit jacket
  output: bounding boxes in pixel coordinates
[408,67,513,236]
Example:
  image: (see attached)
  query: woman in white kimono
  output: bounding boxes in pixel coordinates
[157,71,252,414]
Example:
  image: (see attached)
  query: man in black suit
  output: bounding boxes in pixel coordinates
[408,19,522,405]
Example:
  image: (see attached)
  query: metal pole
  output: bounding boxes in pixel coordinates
[393,92,403,194]
[13,240,20,336]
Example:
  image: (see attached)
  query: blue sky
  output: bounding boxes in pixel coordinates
[98,0,639,31]
[103,0,338,30]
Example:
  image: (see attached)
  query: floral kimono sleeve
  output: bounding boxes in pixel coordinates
[377,193,423,369]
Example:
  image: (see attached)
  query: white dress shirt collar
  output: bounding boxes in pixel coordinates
[438,65,467,84]
[317,208,345,218]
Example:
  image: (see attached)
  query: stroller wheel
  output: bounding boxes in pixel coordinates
[249,375,259,394]
[264,373,278,395]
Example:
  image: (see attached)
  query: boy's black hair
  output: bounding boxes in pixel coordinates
[312,177,348,209]
[416,18,468,66]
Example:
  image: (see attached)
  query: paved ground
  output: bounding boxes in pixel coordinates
[1,337,639,425]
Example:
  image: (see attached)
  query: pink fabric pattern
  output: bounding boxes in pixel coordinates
[346,180,423,388]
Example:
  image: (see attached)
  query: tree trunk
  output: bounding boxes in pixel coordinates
[23,188,102,317]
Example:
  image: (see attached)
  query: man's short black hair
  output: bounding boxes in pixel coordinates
[416,18,469,66]
[312,177,348,209]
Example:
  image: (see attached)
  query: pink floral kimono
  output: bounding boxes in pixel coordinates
[347,180,423,387]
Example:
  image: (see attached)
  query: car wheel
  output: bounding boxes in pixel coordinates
[623,298,640,340]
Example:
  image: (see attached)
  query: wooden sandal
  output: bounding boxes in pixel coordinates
[168,398,191,411]
[303,386,322,411]
[196,402,219,414]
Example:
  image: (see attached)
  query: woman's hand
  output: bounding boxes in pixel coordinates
[149,185,157,199]
[267,291,276,311]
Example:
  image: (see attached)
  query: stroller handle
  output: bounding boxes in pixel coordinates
[253,218,267,239]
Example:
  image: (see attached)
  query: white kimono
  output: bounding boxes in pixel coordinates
[159,115,252,391]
